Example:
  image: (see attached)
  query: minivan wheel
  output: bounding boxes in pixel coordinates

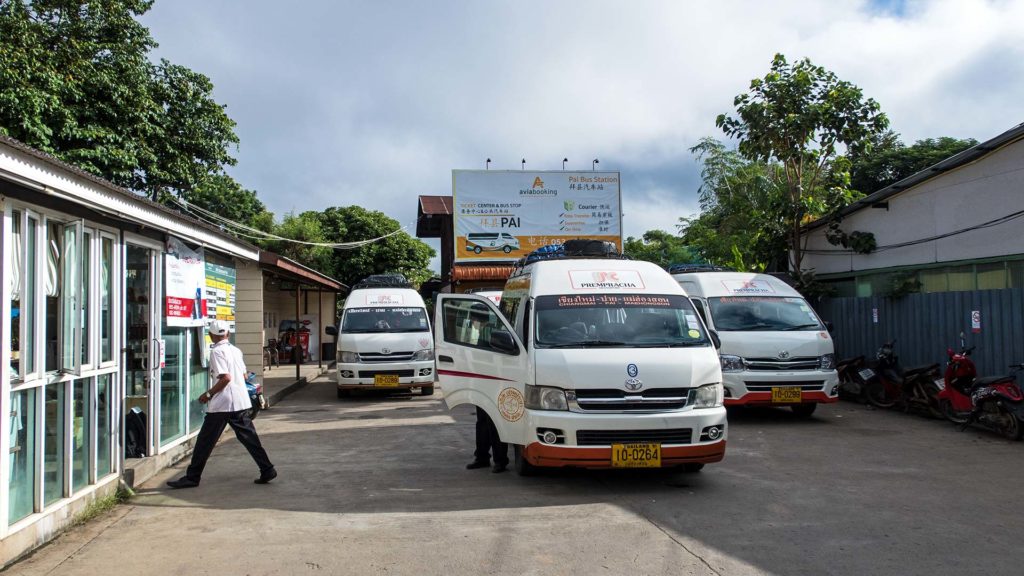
[503,245,512,253]
[337,388,351,399]
[679,463,705,473]
[514,445,537,476]
[420,385,434,396]
[473,246,482,254]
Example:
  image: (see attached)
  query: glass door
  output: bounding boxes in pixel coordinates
[123,242,160,457]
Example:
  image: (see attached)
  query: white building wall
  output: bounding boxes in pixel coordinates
[234,260,264,374]
[803,137,1024,275]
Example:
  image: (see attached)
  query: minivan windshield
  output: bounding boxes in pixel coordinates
[534,294,709,348]
[342,307,429,333]
[708,296,823,331]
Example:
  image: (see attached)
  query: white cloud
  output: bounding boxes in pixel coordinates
[141,0,1024,268]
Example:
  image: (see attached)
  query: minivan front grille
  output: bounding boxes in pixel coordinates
[358,351,415,362]
[358,369,415,378]
[576,428,693,446]
[744,357,820,371]
[571,388,689,412]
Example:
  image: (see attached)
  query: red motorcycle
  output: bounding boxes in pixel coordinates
[937,336,1024,440]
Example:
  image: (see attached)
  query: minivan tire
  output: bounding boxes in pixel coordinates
[513,445,537,476]
[337,388,351,399]
[791,403,817,418]
[503,245,512,253]
[420,385,434,396]
[473,246,482,254]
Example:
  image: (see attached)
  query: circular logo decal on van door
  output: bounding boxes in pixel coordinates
[497,387,525,422]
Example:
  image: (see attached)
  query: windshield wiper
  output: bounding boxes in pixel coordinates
[731,323,776,331]
[784,323,820,331]
[666,341,706,347]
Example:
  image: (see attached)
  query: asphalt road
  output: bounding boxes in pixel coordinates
[10,377,1024,576]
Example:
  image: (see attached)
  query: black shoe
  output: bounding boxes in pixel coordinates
[466,460,490,470]
[166,477,199,489]
[491,463,508,474]
[254,468,278,484]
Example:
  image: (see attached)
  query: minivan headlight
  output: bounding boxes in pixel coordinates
[339,351,359,363]
[412,349,434,361]
[525,385,568,411]
[691,383,724,409]
[720,355,745,373]
[819,353,836,370]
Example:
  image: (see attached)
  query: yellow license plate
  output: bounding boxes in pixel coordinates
[611,443,661,468]
[374,374,400,387]
[771,386,802,403]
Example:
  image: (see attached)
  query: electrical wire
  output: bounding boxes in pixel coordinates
[171,196,407,249]
[804,208,1024,255]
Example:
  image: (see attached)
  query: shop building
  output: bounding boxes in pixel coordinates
[0,136,339,564]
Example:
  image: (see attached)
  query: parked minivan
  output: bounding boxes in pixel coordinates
[465,232,520,254]
[326,275,435,398]
[671,268,838,417]
[435,241,727,475]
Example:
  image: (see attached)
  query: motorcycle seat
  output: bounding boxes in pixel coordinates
[902,363,940,377]
[972,375,1015,387]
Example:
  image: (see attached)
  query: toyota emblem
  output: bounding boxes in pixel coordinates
[625,378,643,391]
[778,351,790,359]
[381,347,391,355]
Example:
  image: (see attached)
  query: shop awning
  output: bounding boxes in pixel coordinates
[451,264,515,282]
[259,251,346,291]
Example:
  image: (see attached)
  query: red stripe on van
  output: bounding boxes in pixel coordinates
[437,369,515,382]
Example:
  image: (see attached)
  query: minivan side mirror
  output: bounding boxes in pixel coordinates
[489,330,519,354]
[325,325,338,337]
[709,330,721,350]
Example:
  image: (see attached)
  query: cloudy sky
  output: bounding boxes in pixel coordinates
[141,0,1024,271]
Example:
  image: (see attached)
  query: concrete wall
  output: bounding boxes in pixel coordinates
[803,137,1024,275]
[264,285,338,362]
[234,260,264,373]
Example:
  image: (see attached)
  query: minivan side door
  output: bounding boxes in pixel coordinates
[435,294,529,444]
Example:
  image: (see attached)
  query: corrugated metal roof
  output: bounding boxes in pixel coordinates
[451,264,514,281]
[259,251,347,291]
[419,195,453,215]
[804,121,1024,231]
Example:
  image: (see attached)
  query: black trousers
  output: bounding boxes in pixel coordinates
[474,407,509,466]
[185,410,274,482]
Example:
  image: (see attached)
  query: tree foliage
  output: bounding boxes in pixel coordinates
[623,229,697,269]
[848,132,978,194]
[183,173,274,233]
[716,54,889,272]
[0,0,238,199]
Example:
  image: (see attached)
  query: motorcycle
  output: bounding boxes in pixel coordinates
[863,340,943,418]
[937,335,1024,440]
[837,355,867,402]
[246,371,268,419]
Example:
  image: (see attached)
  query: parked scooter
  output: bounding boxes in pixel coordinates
[837,355,868,402]
[863,340,943,417]
[246,371,268,419]
[937,335,1024,440]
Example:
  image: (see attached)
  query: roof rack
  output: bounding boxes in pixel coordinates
[667,263,734,274]
[352,273,412,290]
[511,239,626,276]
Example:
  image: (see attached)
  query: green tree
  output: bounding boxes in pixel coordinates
[270,211,332,273]
[717,54,889,273]
[315,206,435,288]
[183,173,274,234]
[623,229,697,269]
[849,132,978,194]
[0,0,238,200]
[677,138,788,271]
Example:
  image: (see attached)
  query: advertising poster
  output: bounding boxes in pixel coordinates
[205,260,237,333]
[453,170,622,262]
[165,237,207,327]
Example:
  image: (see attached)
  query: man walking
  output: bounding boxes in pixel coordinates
[167,320,277,488]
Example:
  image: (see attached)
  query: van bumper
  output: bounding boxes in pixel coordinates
[518,408,727,468]
[722,371,839,406]
[336,361,435,389]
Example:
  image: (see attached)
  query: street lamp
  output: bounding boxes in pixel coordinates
[521,158,526,170]
[486,158,491,170]
[592,158,599,171]
[562,158,568,170]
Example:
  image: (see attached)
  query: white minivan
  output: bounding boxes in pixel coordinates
[435,244,727,475]
[327,276,435,398]
[671,269,838,417]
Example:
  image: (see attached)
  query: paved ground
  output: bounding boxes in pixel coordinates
[8,376,1024,576]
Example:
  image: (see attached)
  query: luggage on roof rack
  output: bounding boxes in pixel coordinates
[514,239,624,270]
[667,263,734,274]
[353,273,412,289]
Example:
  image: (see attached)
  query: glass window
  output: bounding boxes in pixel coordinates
[43,381,66,505]
[80,231,92,366]
[947,265,976,292]
[533,294,710,348]
[72,378,92,491]
[341,307,429,333]
[189,329,207,433]
[976,262,1007,291]
[10,211,22,381]
[100,236,114,363]
[61,222,81,373]
[45,221,63,373]
[708,296,823,332]
[1010,261,1024,289]
[160,321,185,445]
[443,299,505,349]
[96,374,113,477]
[24,216,36,376]
[8,388,37,524]
[920,268,949,293]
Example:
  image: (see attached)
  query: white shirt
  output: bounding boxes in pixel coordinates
[207,339,252,413]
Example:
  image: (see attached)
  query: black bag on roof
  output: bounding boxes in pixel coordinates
[562,239,619,258]
[354,274,412,289]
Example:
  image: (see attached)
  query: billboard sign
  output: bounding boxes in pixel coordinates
[453,170,621,262]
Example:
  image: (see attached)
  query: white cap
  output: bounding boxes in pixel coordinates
[208,319,231,336]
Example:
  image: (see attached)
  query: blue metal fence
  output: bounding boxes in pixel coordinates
[815,289,1024,377]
